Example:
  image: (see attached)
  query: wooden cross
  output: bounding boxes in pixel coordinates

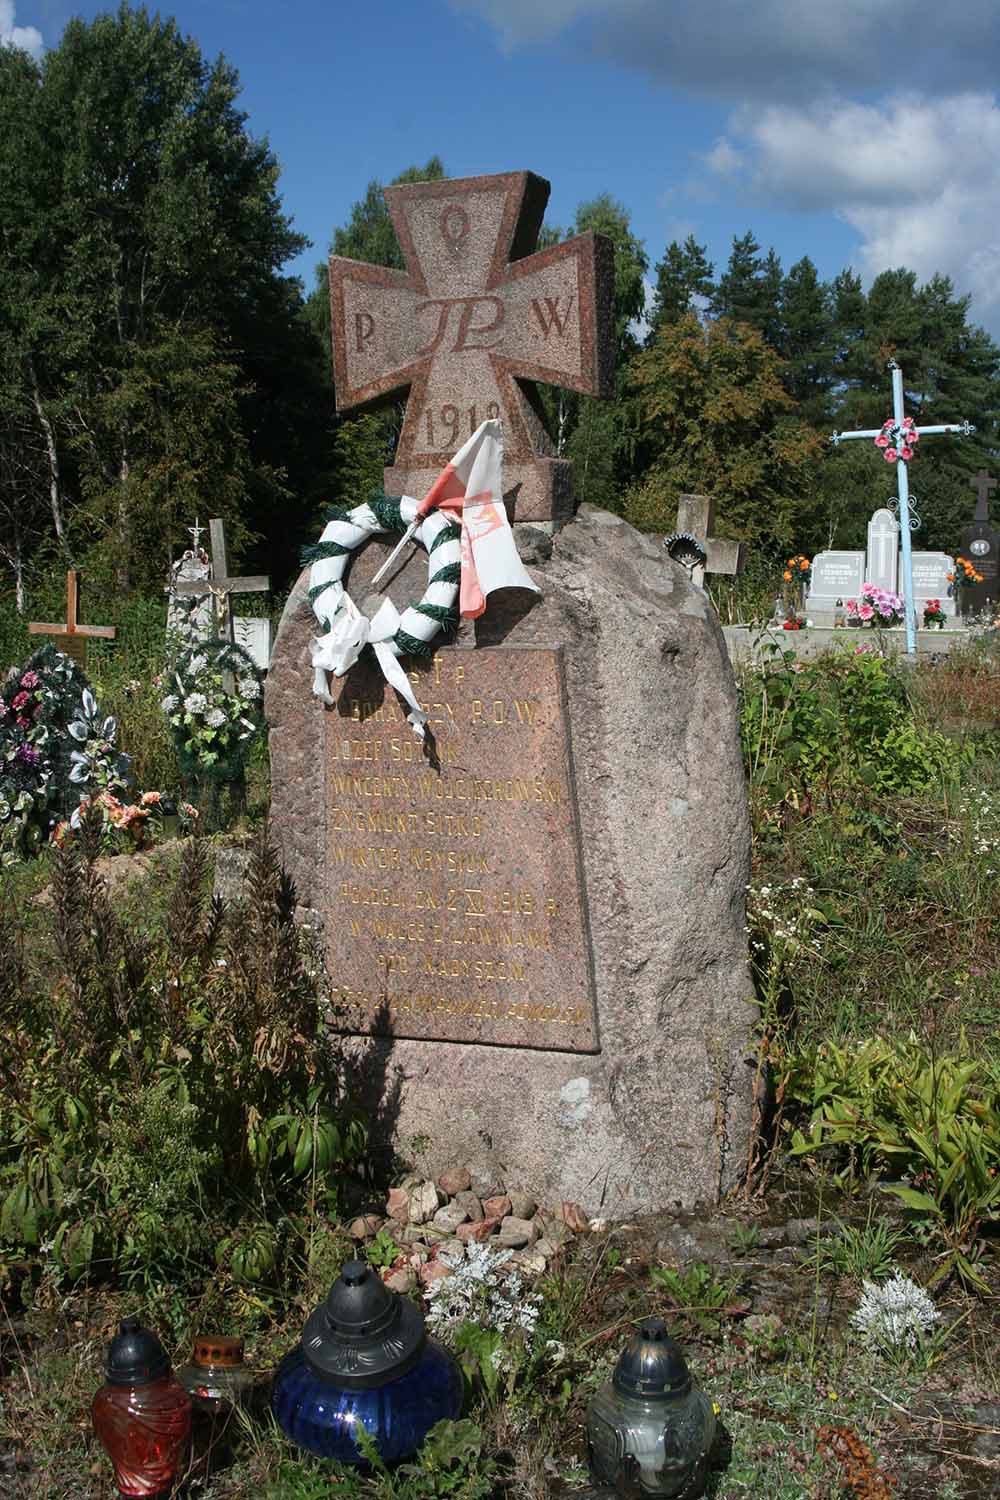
[674,493,746,589]
[971,469,996,521]
[831,360,974,654]
[28,570,116,668]
[328,170,615,524]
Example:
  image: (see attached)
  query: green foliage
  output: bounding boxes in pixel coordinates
[268,1420,497,1500]
[0,820,366,1293]
[625,315,820,550]
[364,1227,403,1270]
[788,1034,1000,1287]
[740,646,970,804]
[802,1212,911,1283]
[649,1261,739,1333]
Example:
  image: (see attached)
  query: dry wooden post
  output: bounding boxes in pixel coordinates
[28,570,116,667]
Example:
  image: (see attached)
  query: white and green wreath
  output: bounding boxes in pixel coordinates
[304,493,462,735]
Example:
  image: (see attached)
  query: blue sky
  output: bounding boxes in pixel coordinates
[6,0,1000,332]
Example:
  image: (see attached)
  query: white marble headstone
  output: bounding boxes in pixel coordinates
[866,508,899,594]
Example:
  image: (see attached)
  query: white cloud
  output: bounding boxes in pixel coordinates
[703,137,741,179]
[451,0,1000,102]
[734,92,1000,329]
[0,0,43,59]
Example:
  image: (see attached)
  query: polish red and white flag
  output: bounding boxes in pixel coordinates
[412,419,539,618]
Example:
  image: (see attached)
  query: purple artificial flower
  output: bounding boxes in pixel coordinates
[14,743,40,768]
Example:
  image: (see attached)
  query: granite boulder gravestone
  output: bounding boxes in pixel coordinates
[268,169,755,1214]
[267,509,756,1214]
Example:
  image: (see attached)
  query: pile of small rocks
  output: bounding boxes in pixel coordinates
[347,1166,592,1295]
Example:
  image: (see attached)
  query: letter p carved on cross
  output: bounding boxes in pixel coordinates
[328,171,615,524]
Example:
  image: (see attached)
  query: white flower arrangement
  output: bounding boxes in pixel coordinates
[162,640,264,779]
[850,1272,939,1357]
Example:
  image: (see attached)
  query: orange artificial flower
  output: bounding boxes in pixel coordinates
[799,557,810,571]
[946,572,955,583]
[783,569,793,581]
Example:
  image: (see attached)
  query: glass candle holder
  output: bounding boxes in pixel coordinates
[92,1318,192,1499]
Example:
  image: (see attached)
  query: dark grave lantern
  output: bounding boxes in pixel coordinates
[587,1317,717,1497]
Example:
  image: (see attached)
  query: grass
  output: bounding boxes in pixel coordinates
[3,622,1000,1496]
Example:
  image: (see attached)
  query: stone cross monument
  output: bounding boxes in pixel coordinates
[329,171,615,525]
[267,169,755,1217]
[674,494,746,588]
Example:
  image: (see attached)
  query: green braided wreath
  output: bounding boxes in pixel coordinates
[305,493,462,669]
[162,638,264,784]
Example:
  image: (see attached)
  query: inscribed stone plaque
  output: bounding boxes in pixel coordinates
[806,550,865,607]
[866,508,898,594]
[324,646,598,1053]
[910,552,957,617]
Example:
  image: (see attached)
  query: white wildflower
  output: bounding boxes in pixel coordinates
[183,692,207,715]
[850,1272,939,1357]
[204,706,226,728]
[160,694,178,714]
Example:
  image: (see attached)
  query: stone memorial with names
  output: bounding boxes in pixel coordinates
[960,470,1000,617]
[329,171,614,525]
[806,550,865,616]
[269,170,755,1215]
[910,552,957,619]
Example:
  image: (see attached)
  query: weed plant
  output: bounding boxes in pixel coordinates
[0,815,365,1302]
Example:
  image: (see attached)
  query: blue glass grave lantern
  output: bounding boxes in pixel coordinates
[271,1259,462,1464]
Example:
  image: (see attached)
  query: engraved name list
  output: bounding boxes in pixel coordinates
[325,647,598,1053]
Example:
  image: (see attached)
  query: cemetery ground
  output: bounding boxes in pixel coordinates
[2,612,1000,1498]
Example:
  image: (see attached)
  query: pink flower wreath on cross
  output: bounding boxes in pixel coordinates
[874,416,920,464]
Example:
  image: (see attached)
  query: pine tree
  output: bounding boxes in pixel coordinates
[778,257,835,425]
[647,235,714,337]
[710,233,782,340]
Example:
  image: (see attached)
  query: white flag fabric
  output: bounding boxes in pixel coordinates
[415,419,539,618]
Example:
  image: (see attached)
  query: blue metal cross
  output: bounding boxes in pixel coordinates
[831,360,974,655]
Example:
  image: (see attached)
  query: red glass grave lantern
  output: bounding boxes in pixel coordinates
[92,1317,192,1498]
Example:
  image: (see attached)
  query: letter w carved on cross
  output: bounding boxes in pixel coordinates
[327,171,614,522]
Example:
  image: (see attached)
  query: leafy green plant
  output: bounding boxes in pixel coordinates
[365,1227,403,1270]
[789,1034,1000,1287]
[0,818,366,1294]
[801,1211,910,1282]
[649,1260,740,1332]
[728,1222,762,1256]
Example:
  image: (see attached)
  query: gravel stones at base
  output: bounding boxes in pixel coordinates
[371,1167,589,1290]
[497,1216,537,1249]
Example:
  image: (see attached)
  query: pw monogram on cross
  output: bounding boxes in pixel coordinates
[328,171,615,524]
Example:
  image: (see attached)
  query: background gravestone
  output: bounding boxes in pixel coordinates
[910,552,956,620]
[960,472,1000,617]
[267,510,756,1213]
[806,551,865,621]
[866,507,898,595]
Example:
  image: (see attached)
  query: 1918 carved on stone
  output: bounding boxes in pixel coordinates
[328,171,615,524]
